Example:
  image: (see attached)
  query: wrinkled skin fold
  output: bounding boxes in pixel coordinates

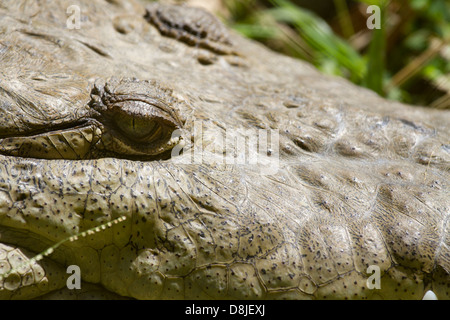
[0,0,449,299]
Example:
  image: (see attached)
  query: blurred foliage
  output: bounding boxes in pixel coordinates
[223,0,450,108]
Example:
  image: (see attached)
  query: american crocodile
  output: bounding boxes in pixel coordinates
[0,0,449,300]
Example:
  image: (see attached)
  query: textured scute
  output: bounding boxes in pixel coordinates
[144,2,234,55]
[0,0,449,300]
[0,243,67,300]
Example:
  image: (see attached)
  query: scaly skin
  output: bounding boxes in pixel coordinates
[0,0,449,299]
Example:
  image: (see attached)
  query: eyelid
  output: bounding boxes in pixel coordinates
[110,100,181,130]
[107,95,166,108]
[104,95,183,129]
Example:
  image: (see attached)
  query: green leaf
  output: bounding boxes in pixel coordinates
[363,4,387,94]
[233,23,279,39]
[268,0,366,81]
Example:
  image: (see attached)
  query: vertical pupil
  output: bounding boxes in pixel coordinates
[115,114,157,139]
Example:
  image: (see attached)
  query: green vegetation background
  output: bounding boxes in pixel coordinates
[223,0,449,108]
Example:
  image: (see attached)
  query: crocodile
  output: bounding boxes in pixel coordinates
[0,0,449,300]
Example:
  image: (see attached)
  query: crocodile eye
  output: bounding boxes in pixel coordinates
[109,99,179,147]
[114,113,158,140]
[89,78,185,158]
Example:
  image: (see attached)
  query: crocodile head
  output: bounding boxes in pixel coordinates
[0,0,449,300]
